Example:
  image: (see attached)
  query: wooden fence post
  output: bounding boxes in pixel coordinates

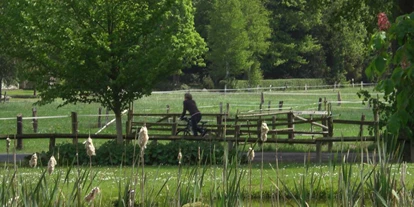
[226,103,230,116]
[126,110,133,138]
[359,114,365,137]
[16,114,23,150]
[71,112,78,145]
[287,112,294,140]
[49,135,56,152]
[172,123,178,135]
[32,108,38,133]
[261,92,264,105]
[327,116,334,152]
[316,140,322,163]
[268,101,271,112]
[318,98,322,111]
[374,103,379,141]
[257,118,262,139]
[217,114,223,138]
[279,101,283,111]
[272,116,276,139]
[337,92,342,106]
[105,108,109,124]
[322,115,328,138]
[98,107,102,128]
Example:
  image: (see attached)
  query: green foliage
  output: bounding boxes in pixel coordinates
[236,78,325,88]
[365,12,414,137]
[1,0,207,141]
[207,0,270,86]
[44,140,225,166]
[201,76,214,89]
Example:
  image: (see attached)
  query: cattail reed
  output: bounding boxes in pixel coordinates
[178,149,183,165]
[138,125,148,206]
[247,147,255,207]
[29,153,37,168]
[177,148,183,207]
[128,189,135,207]
[247,147,255,162]
[84,187,100,203]
[260,122,269,207]
[6,137,10,163]
[47,156,57,175]
[6,137,10,152]
[83,136,96,168]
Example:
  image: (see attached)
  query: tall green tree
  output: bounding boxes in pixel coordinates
[2,0,207,143]
[207,0,270,87]
[263,0,324,79]
[241,0,271,87]
[207,0,251,87]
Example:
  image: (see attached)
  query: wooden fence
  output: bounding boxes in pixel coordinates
[0,108,387,162]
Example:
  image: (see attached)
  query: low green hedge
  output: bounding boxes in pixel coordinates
[235,78,325,89]
[37,140,226,166]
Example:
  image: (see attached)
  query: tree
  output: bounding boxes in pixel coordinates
[207,0,251,87]
[207,0,270,87]
[2,0,207,143]
[0,54,17,97]
[263,0,324,79]
[240,0,271,87]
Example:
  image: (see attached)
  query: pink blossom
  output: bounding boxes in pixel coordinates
[377,13,390,31]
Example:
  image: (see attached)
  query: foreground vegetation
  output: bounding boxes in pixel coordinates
[1,136,413,206]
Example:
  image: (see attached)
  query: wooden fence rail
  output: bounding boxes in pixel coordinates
[1,110,386,162]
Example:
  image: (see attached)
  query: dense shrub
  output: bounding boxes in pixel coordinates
[42,140,225,166]
[235,78,326,89]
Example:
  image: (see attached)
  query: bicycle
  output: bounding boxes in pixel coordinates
[176,117,208,136]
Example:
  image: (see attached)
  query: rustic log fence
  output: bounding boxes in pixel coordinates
[1,108,387,163]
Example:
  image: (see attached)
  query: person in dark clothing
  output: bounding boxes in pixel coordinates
[180,93,202,136]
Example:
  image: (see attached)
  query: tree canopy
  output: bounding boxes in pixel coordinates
[1,0,207,142]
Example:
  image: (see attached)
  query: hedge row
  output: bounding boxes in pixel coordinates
[235,78,326,89]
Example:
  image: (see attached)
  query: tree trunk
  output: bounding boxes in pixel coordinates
[115,112,123,144]
[0,77,3,97]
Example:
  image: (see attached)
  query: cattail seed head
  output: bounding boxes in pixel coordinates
[6,137,10,150]
[47,156,57,175]
[83,137,96,156]
[247,147,255,162]
[84,187,100,203]
[138,126,149,149]
[261,122,269,142]
[29,153,38,167]
[177,149,182,165]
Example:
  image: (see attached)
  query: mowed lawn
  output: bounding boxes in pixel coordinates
[0,86,381,153]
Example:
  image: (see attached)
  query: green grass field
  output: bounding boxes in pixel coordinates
[0,86,381,153]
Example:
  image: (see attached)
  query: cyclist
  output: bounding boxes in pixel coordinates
[180,92,202,136]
